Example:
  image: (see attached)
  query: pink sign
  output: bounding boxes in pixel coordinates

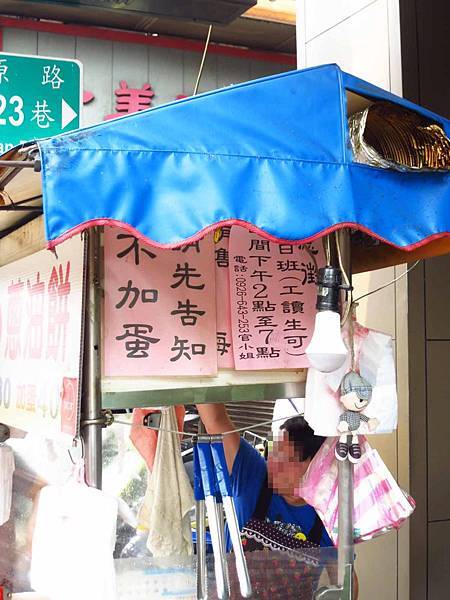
[214,226,234,368]
[103,228,217,376]
[229,227,325,370]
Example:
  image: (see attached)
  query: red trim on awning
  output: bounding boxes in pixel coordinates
[46,216,450,252]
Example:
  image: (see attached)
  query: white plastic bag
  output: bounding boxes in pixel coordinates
[0,444,15,526]
[305,322,398,437]
[31,462,118,600]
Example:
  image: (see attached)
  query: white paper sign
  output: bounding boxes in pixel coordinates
[0,237,85,439]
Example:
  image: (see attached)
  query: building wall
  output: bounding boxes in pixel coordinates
[400,2,450,597]
[409,258,450,599]
[1,27,292,128]
[296,2,409,599]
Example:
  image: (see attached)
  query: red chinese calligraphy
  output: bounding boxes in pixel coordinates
[105,80,155,120]
[83,90,95,104]
[25,272,46,359]
[47,262,71,361]
[5,279,25,360]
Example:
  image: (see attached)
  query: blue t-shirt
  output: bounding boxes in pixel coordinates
[229,438,333,548]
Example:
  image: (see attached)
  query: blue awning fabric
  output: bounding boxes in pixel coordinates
[38,63,450,250]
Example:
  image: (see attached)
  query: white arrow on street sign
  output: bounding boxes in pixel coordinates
[61,98,78,129]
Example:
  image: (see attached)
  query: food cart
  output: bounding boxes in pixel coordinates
[0,63,449,599]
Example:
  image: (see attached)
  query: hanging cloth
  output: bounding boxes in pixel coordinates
[130,406,185,472]
[138,406,194,557]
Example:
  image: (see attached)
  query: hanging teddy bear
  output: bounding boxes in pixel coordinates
[335,370,379,463]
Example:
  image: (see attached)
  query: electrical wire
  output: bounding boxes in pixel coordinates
[335,233,420,323]
[352,259,420,304]
[323,235,331,265]
[113,413,303,438]
[335,231,351,289]
[193,25,213,96]
[334,231,353,326]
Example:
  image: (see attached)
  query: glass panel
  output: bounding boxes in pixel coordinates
[114,550,338,599]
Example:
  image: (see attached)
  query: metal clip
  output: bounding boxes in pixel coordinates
[142,412,162,430]
[0,423,10,444]
[68,435,85,464]
[314,563,353,600]
[81,409,114,428]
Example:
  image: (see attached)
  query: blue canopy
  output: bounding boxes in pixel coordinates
[38,63,450,250]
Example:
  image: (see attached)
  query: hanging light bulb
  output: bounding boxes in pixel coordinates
[306,266,348,372]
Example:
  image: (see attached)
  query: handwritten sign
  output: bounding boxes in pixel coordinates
[214,226,234,369]
[229,228,325,370]
[0,237,85,438]
[103,228,217,376]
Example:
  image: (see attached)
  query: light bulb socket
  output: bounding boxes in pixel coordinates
[316,265,342,312]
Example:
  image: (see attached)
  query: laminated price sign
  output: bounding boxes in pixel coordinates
[0,52,82,153]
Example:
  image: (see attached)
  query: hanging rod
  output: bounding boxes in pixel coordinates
[0,159,41,171]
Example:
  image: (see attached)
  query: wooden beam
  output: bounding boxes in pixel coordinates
[352,237,450,273]
[0,216,46,267]
[245,1,296,25]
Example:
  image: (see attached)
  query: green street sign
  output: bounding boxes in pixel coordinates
[0,52,82,153]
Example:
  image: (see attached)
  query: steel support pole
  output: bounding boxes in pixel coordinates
[336,230,354,591]
[315,231,354,600]
[81,228,102,489]
[337,458,354,586]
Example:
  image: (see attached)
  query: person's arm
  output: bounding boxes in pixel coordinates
[195,403,240,472]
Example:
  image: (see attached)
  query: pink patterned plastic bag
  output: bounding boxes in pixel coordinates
[298,437,415,545]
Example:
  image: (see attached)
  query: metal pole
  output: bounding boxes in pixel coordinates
[336,230,354,591]
[81,227,102,489]
[315,231,354,600]
[337,459,354,585]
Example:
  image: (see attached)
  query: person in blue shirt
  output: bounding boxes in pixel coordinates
[196,403,359,597]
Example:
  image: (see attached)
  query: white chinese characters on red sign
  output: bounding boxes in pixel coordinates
[229,228,324,370]
[104,228,217,376]
[0,238,85,438]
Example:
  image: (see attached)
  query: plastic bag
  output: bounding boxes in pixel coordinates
[299,438,415,544]
[30,460,118,600]
[0,444,15,526]
[304,322,398,437]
